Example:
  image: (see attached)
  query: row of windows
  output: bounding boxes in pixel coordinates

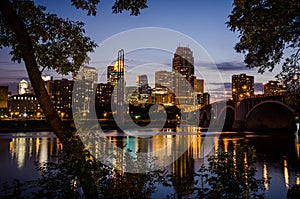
[11,96,37,101]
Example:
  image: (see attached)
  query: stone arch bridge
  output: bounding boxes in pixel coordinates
[199,92,300,131]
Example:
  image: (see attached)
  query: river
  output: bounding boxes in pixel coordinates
[0,131,299,198]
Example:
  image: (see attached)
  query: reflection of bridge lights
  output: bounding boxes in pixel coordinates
[284,159,289,189]
[263,161,269,191]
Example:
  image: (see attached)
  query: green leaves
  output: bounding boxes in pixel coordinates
[0,0,97,75]
[71,0,100,16]
[227,0,300,86]
[112,0,148,16]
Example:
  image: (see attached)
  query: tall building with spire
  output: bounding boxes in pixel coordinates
[106,50,125,124]
[172,47,195,104]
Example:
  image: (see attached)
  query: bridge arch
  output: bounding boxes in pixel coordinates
[216,105,235,130]
[217,105,235,121]
[245,100,299,131]
[199,110,210,127]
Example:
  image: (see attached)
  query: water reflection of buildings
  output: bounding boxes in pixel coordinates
[9,136,62,169]
[96,134,300,193]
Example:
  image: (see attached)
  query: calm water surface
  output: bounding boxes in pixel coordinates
[0,131,299,198]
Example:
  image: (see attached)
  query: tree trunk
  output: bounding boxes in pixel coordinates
[0,1,98,198]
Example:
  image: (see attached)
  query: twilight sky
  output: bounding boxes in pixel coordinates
[0,0,282,97]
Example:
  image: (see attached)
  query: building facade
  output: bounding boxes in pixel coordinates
[78,66,98,82]
[155,70,173,90]
[0,86,8,117]
[8,94,41,119]
[197,93,210,106]
[148,87,176,105]
[107,59,125,104]
[232,73,254,101]
[46,79,74,119]
[95,83,114,104]
[136,74,151,103]
[18,79,30,95]
[194,79,204,94]
[172,47,195,105]
[263,81,287,96]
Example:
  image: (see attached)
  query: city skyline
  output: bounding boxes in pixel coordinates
[0,0,282,96]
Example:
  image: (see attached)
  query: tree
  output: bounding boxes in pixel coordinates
[0,0,147,198]
[227,0,300,89]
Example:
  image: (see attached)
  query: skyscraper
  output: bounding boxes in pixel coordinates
[136,74,148,89]
[46,78,74,119]
[172,47,195,104]
[107,61,125,87]
[155,70,173,90]
[106,50,125,124]
[232,73,254,101]
[78,66,98,82]
[194,79,204,94]
[136,74,151,103]
[73,66,98,118]
[172,47,195,87]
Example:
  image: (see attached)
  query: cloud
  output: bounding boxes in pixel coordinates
[215,61,249,71]
[208,82,264,93]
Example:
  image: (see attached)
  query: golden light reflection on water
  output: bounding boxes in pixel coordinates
[296,173,300,185]
[8,135,61,170]
[9,138,26,169]
[284,159,289,189]
[263,161,269,191]
[4,131,300,196]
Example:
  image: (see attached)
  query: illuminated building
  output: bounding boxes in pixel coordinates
[172,47,195,104]
[95,83,114,119]
[107,59,125,104]
[8,94,41,118]
[197,92,210,106]
[78,66,98,82]
[126,86,138,104]
[95,83,113,104]
[107,50,125,123]
[155,70,173,90]
[73,66,98,118]
[107,60,125,87]
[232,73,254,101]
[136,74,151,103]
[18,79,30,95]
[194,79,204,105]
[0,86,8,117]
[263,81,287,96]
[46,79,74,119]
[194,79,204,93]
[148,87,176,105]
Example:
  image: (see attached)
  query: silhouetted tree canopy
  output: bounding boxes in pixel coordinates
[227,0,300,88]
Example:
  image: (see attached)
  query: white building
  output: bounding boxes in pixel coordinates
[18,79,30,95]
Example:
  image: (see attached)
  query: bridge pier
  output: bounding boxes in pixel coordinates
[232,101,248,130]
